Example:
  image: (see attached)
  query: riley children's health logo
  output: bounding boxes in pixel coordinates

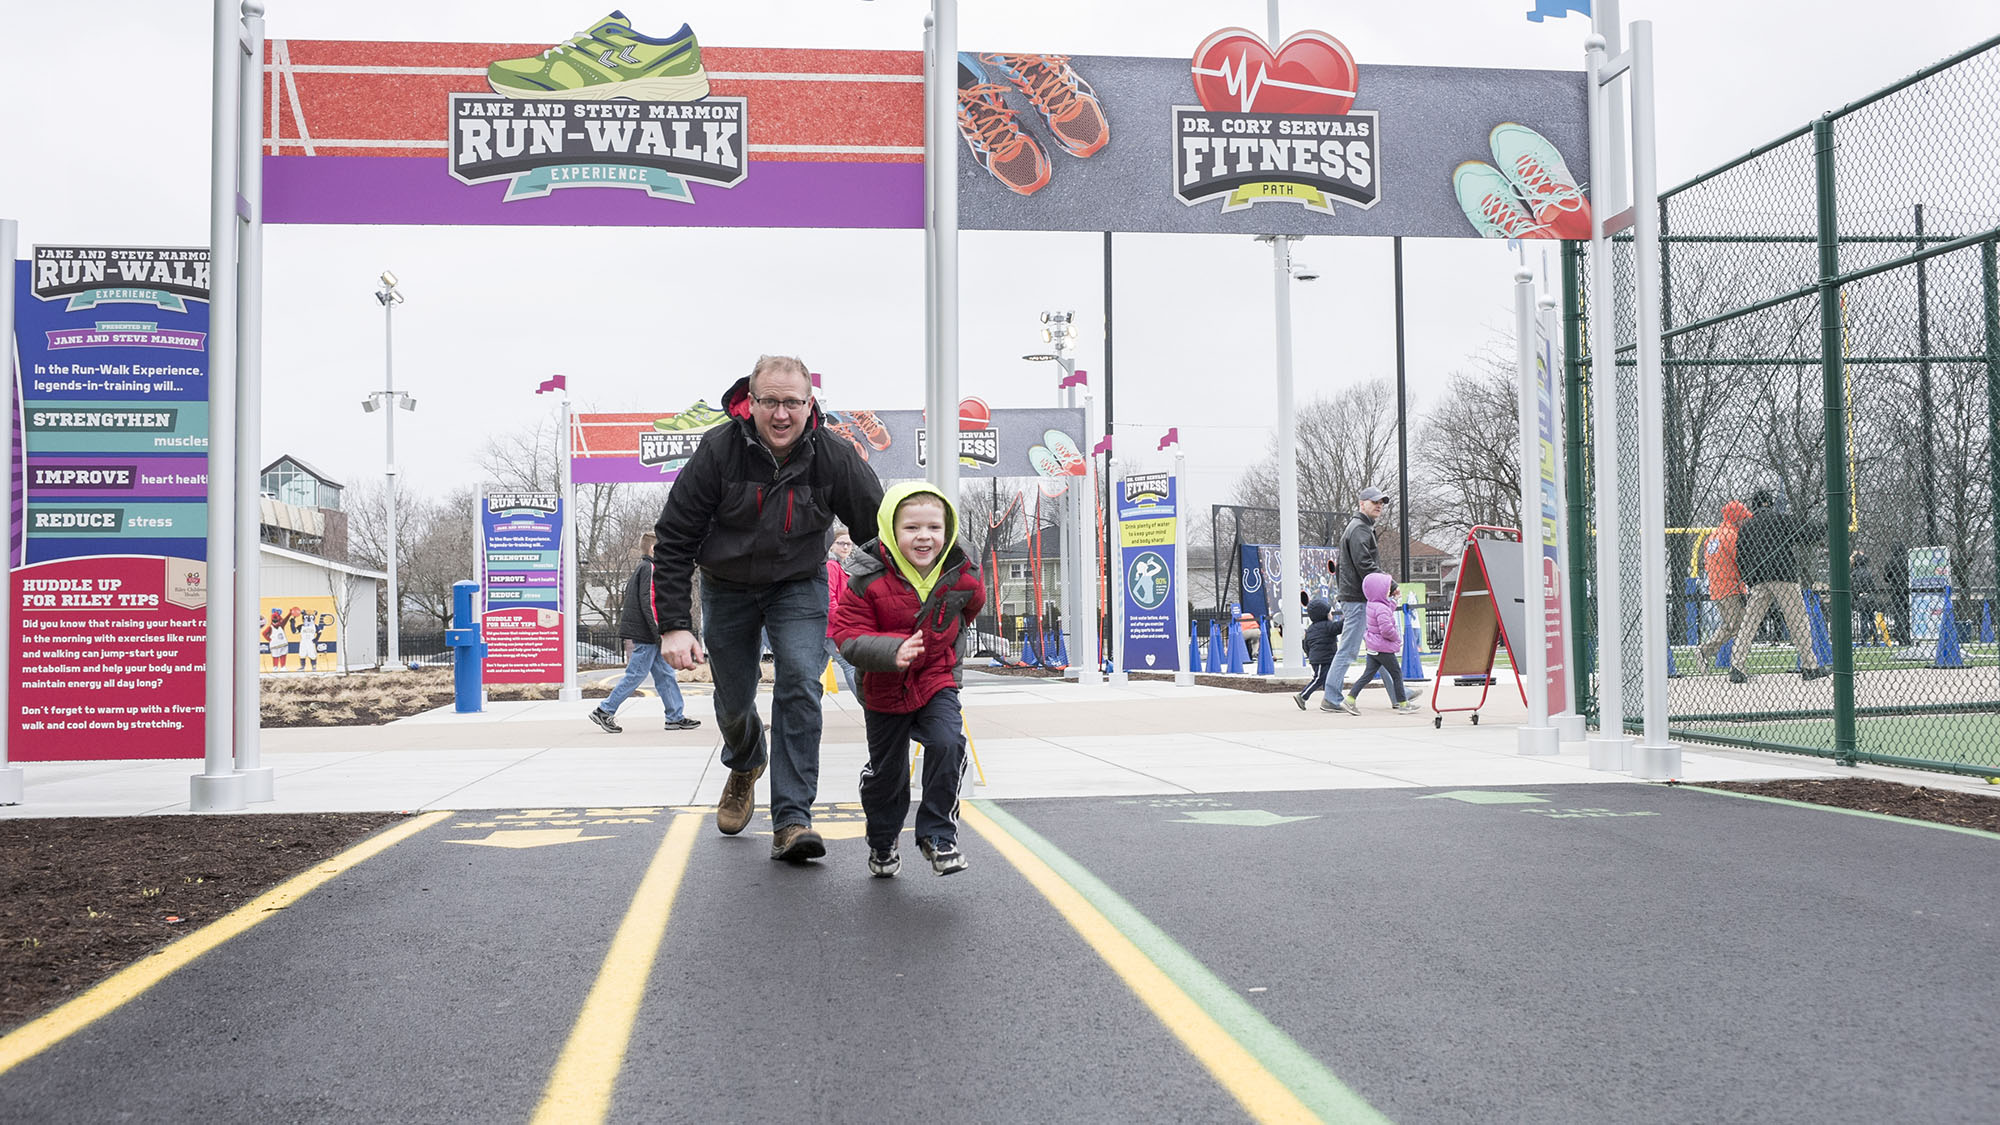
[450,16,745,203]
[1172,28,1378,215]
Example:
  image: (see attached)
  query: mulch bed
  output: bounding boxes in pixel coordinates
[1694,777,2000,833]
[0,813,407,1032]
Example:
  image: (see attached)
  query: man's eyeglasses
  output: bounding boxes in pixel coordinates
[752,395,810,412]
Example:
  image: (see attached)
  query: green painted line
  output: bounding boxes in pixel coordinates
[1174,810,1319,827]
[972,799,1391,1124]
[1416,790,1550,805]
[1679,785,2000,841]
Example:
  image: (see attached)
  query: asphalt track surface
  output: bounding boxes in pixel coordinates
[3,783,1997,1123]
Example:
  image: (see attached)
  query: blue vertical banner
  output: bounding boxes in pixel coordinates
[9,248,212,763]
[1118,473,1179,671]
[479,491,564,684]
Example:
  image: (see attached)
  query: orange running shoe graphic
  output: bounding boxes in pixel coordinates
[823,418,869,461]
[957,84,1051,195]
[846,409,892,451]
[982,53,1109,158]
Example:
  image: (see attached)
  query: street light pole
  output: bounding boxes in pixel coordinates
[370,272,410,669]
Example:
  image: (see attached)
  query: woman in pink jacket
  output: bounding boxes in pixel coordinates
[824,524,860,695]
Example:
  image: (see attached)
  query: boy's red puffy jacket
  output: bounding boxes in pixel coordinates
[831,538,985,714]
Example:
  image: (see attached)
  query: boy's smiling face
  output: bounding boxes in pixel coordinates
[894,497,948,575]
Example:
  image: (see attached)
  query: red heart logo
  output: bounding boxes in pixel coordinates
[1190,28,1358,116]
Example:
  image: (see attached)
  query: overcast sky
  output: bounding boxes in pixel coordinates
[4,0,1992,537]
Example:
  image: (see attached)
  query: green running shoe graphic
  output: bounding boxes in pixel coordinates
[656,400,727,432]
[488,12,710,102]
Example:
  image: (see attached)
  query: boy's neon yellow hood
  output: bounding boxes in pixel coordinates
[876,480,960,605]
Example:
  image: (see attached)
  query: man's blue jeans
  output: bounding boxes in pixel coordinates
[600,642,687,721]
[702,571,828,830]
[1324,600,1369,702]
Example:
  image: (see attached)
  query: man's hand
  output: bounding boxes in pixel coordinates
[661,629,706,671]
[894,630,926,670]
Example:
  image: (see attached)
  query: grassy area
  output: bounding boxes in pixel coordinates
[1673,712,2000,774]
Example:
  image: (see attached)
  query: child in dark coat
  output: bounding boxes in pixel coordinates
[1294,597,1342,709]
[830,482,986,877]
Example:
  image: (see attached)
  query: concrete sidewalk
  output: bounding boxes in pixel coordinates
[0,673,1967,818]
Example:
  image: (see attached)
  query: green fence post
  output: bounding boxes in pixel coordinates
[1563,241,1594,724]
[1813,116,1858,765]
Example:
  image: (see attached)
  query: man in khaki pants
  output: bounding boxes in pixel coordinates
[1727,489,1830,684]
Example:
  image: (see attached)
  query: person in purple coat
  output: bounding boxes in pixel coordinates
[1349,572,1420,713]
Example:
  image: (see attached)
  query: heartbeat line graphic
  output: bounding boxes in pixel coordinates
[1193,51,1355,112]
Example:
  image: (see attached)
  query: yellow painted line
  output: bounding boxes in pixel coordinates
[532,811,702,1125]
[0,809,453,1078]
[962,803,1333,1124]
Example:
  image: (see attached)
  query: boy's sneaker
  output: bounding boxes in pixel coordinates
[663,716,702,731]
[867,843,900,878]
[1393,700,1422,714]
[1318,699,1341,713]
[487,13,710,102]
[918,837,968,876]
[1294,691,1309,711]
[588,708,622,734]
[1339,695,1361,716]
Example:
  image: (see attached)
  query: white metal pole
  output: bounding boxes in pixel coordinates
[1172,446,1194,687]
[921,14,938,496]
[1074,380,1102,685]
[1629,20,1679,779]
[1543,292,1587,744]
[382,294,401,669]
[1271,236,1306,678]
[1057,354,1080,675]
[559,392,580,701]
[1597,0,1629,216]
[1107,457,1127,684]
[1516,268,1558,755]
[925,0,959,507]
[194,0,247,813]
[0,218,23,804]
[234,1,272,801]
[1583,31,1631,773]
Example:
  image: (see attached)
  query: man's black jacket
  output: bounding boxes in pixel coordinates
[651,377,884,633]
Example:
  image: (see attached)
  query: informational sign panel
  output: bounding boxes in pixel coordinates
[479,491,563,684]
[261,26,1586,240]
[1907,545,1951,641]
[572,402,1087,487]
[259,596,340,673]
[1533,312,1569,713]
[1117,473,1179,671]
[8,248,211,761]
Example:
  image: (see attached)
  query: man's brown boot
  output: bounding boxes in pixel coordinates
[770,824,826,862]
[715,764,764,835]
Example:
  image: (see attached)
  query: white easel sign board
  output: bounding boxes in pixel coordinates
[1435,526,1530,703]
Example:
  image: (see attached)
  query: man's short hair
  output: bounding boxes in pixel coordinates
[748,354,810,395]
[640,532,657,553]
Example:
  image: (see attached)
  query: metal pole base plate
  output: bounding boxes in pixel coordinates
[1586,734,1630,772]
[238,766,276,803]
[1517,725,1560,756]
[1631,741,1681,780]
[190,771,249,813]
[1554,714,1588,743]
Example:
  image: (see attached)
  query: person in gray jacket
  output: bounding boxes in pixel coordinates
[589,533,701,734]
[1321,486,1389,715]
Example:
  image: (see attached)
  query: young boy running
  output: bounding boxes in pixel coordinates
[830,482,986,877]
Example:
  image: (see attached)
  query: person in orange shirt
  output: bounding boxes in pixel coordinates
[1697,500,1753,671]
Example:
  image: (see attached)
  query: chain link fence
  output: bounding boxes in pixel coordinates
[1571,34,2000,777]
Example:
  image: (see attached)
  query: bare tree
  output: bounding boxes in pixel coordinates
[321,567,361,673]
[1412,352,1521,543]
